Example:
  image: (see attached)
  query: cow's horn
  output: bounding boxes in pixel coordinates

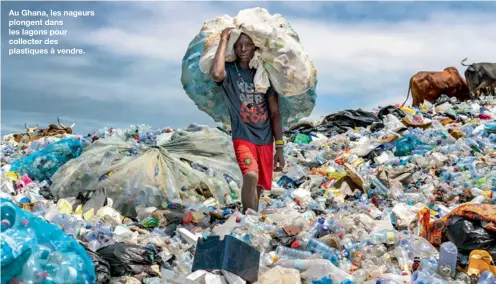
[461,58,469,66]
[70,120,76,129]
[34,124,39,130]
[57,116,66,129]
[25,123,29,131]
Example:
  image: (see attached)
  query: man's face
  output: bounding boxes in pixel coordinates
[234,34,256,62]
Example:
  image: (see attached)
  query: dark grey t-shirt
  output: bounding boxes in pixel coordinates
[216,62,276,145]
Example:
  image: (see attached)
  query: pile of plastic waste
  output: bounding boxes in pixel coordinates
[1,95,496,284]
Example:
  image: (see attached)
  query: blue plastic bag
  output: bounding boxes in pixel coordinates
[9,138,83,182]
[180,31,317,128]
[0,198,96,284]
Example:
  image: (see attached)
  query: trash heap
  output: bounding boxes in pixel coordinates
[1,95,496,284]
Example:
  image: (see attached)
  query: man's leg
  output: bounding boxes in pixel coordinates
[242,172,259,213]
[232,139,260,214]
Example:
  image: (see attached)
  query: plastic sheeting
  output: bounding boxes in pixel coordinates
[181,7,317,127]
[50,125,242,217]
[9,138,83,182]
[313,109,383,135]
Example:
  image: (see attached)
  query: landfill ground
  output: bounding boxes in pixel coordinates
[1,95,496,284]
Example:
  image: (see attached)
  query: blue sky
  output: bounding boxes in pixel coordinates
[2,1,496,136]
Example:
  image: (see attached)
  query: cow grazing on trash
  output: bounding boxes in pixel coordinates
[402,67,471,107]
[461,58,496,96]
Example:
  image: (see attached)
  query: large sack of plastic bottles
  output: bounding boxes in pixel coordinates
[49,124,243,217]
[1,95,496,283]
[181,7,317,127]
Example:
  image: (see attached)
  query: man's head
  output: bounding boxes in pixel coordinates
[234,33,256,63]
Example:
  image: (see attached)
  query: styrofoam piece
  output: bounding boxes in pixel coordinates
[161,268,196,284]
[178,227,199,246]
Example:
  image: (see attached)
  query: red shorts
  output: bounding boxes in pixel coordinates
[232,139,274,190]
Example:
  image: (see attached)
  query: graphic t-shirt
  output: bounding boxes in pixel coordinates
[216,62,276,145]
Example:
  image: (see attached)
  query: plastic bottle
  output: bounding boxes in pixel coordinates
[394,247,411,272]
[240,216,277,234]
[275,246,313,260]
[307,238,342,265]
[412,270,449,284]
[369,230,400,245]
[376,272,411,284]
[277,259,354,284]
[438,241,457,279]
[477,271,496,284]
[368,176,389,197]
[298,218,324,242]
[376,280,401,284]
[312,276,333,284]
[419,258,438,274]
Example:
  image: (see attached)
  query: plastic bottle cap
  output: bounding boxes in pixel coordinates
[1,220,11,230]
[291,241,300,248]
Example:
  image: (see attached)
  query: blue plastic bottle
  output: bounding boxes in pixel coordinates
[477,271,496,284]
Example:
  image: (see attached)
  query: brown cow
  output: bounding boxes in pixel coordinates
[402,67,471,107]
[56,117,76,134]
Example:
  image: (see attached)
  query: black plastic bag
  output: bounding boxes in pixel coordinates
[377,105,406,120]
[315,109,382,135]
[97,243,156,277]
[446,218,496,264]
[85,248,111,284]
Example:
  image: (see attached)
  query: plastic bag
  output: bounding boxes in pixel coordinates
[8,138,83,182]
[394,135,434,157]
[314,109,383,135]
[0,198,96,283]
[447,218,496,261]
[50,125,242,217]
[85,247,111,284]
[181,7,317,127]
[258,266,302,284]
[96,243,157,277]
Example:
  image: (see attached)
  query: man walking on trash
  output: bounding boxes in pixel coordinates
[210,28,285,213]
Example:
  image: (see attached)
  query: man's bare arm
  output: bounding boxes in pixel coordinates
[210,28,231,82]
[268,93,283,141]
